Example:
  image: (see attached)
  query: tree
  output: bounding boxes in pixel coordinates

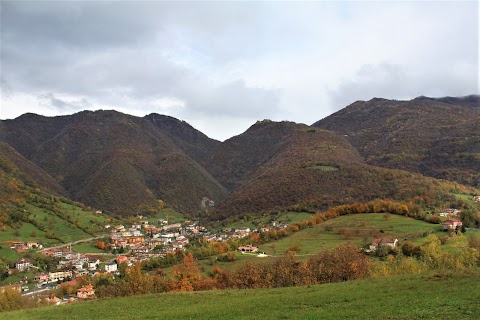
[171,253,201,291]
[460,210,479,228]
[121,262,152,295]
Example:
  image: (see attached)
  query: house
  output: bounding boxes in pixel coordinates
[77,285,95,299]
[15,258,31,272]
[26,242,42,249]
[11,242,27,251]
[132,246,149,254]
[88,259,100,270]
[436,208,461,217]
[105,263,118,273]
[34,273,49,283]
[370,238,399,251]
[49,271,72,282]
[238,245,258,253]
[116,255,128,265]
[442,219,463,231]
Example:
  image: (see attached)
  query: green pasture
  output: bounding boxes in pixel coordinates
[3,270,479,320]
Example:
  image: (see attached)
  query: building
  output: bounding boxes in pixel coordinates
[442,219,463,231]
[105,263,118,273]
[370,238,399,251]
[116,255,128,265]
[26,242,42,249]
[88,259,100,270]
[436,208,461,217]
[34,273,49,283]
[77,285,95,299]
[49,271,72,282]
[238,245,258,253]
[15,258,31,272]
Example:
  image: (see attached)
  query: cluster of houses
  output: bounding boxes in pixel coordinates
[473,196,480,203]
[10,241,43,251]
[108,219,197,258]
[435,208,461,217]
[40,246,92,272]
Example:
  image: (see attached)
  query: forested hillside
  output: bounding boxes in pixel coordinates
[313,95,480,187]
[1,95,478,219]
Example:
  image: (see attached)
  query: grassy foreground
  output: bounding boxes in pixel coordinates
[3,270,479,320]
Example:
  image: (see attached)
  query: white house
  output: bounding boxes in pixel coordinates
[105,263,118,273]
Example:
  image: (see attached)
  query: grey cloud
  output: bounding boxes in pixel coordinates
[38,93,92,111]
[1,1,478,140]
[180,80,282,119]
[328,62,479,112]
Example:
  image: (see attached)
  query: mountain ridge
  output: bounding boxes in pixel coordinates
[1,95,478,218]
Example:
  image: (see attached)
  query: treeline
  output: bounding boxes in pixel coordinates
[375,233,480,276]
[93,243,369,298]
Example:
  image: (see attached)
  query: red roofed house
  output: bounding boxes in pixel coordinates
[442,219,463,231]
[77,285,95,299]
[116,255,128,265]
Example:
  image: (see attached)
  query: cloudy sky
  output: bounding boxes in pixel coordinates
[1,1,478,141]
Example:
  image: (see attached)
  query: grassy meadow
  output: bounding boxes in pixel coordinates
[226,211,314,229]
[257,213,442,256]
[148,208,186,224]
[2,270,479,320]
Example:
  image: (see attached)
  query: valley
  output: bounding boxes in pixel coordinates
[0,95,479,316]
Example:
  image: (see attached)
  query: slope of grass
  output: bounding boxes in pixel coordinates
[148,208,185,224]
[258,213,441,256]
[3,270,479,320]
[226,211,314,229]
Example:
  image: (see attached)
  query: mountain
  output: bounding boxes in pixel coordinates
[312,96,480,188]
[0,142,108,244]
[0,111,227,215]
[0,142,67,197]
[211,124,469,219]
[1,95,478,219]
[204,120,300,192]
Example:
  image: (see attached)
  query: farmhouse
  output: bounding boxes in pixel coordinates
[238,245,258,253]
[442,219,463,231]
[370,238,399,251]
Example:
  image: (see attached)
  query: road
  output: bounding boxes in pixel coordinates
[39,235,107,251]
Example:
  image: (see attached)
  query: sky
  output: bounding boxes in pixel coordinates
[0,1,478,141]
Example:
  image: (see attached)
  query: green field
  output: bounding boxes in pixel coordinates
[227,211,314,229]
[3,270,479,320]
[0,201,111,251]
[148,208,185,224]
[0,223,49,244]
[258,213,441,256]
[72,242,105,254]
[195,213,444,275]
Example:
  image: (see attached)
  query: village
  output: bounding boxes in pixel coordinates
[0,205,470,305]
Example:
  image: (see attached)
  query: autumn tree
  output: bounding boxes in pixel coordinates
[120,262,152,295]
[170,253,201,291]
